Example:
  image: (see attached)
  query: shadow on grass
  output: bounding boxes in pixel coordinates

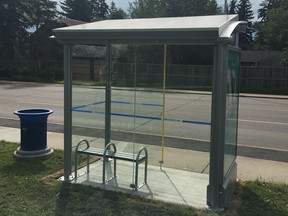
[0,159,51,176]
[0,141,64,178]
[238,181,288,216]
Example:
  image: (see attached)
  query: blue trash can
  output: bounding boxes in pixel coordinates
[14,108,54,159]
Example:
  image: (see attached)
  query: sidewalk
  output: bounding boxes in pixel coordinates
[1,126,287,184]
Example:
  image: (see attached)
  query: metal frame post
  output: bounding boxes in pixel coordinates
[105,44,112,146]
[63,43,72,181]
[207,43,228,211]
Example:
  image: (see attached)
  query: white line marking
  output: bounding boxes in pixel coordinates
[239,119,288,126]
[238,143,288,152]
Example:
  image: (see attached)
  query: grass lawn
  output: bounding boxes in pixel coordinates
[0,141,287,216]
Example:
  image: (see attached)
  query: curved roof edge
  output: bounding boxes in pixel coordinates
[219,21,247,39]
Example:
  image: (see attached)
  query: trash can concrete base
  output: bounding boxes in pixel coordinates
[14,146,54,159]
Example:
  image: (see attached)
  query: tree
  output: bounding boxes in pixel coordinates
[207,0,221,15]
[261,1,288,50]
[0,0,32,59]
[164,0,220,17]
[31,0,57,31]
[237,0,254,50]
[258,0,274,22]
[91,0,109,20]
[60,0,109,22]
[254,0,288,52]
[128,0,166,18]
[253,0,275,49]
[28,20,64,60]
[108,2,128,19]
[60,0,92,22]
[228,0,237,14]
[128,0,220,18]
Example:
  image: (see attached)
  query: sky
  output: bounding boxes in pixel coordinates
[54,0,261,20]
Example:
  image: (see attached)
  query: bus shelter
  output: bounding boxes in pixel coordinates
[54,14,246,210]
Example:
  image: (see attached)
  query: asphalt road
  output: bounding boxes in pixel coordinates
[0,81,287,162]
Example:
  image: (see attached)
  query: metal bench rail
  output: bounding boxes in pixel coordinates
[74,139,148,190]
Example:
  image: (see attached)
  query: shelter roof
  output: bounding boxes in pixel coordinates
[53,15,245,44]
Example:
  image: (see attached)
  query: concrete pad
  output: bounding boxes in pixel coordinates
[237,156,288,184]
[74,160,209,209]
[122,143,210,173]
[0,126,20,143]
[47,132,64,150]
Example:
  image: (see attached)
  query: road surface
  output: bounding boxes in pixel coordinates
[0,81,287,162]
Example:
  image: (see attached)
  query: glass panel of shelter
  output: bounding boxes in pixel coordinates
[71,45,107,168]
[223,47,240,177]
[71,43,213,181]
[110,44,164,184]
[109,43,213,174]
[164,45,212,173]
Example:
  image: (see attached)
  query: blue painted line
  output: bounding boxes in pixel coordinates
[72,105,89,110]
[72,109,92,113]
[72,100,161,112]
[111,112,162,121]
[182,120,211,125]
[111,100,162,107]
[164,118,211,125]
[111,100,130,105]
[142,103,163,107]
[72,108,211,125]
[92,101,105,105]
[72,101,105,110]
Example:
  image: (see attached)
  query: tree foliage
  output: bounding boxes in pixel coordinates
[0,0,29,59]
[0,0,59,61]
[60,0,109,22]
[254,0,288,55]
[128,0,221,18]
[108,2,128,19]
[31,0,57,31]
[237,0,254,50]
[258,0,274,22]
[128,0,166,18]
[0,0,57,59]
[228,0,237,14]
[91,0,109,21]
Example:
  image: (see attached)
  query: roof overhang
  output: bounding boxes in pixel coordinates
[53,14,246,45]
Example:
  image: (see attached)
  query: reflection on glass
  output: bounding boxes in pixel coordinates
[111,45,164,168]
[71,44,213,173]
[223,49,240,177]
[71,45,107,152]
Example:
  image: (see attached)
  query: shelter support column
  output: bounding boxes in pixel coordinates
[105,44,112,146]
[63,43,72,181]
[159,44,167,169]
[207,43,228,211]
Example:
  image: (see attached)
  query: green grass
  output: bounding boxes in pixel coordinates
[0,141,287,216]
[238,181,288,216]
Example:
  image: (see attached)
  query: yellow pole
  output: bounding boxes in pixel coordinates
[160,44,167,170]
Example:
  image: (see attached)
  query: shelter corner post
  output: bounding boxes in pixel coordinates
[207,43,228,211]
[105,44,112,146]
[63,43,73,181]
